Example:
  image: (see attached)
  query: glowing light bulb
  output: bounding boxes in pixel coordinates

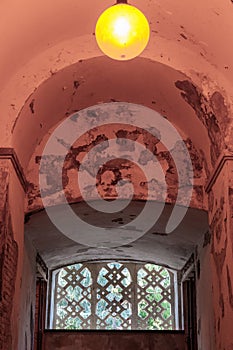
[95,3,150,60]
[113,17,131,39]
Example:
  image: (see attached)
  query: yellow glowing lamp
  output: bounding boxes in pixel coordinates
[95,1,150,60]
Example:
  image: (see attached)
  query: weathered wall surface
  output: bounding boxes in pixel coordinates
[0,159,25,350]
[26,105,207,214]
[17,235,36,350]
[208,160,233,350]
[43,330,185,350]
[0,162,18,350]
[175,81,229,167]
[196,238,215,350]
[195,157,233,350]
[0,1,233,349]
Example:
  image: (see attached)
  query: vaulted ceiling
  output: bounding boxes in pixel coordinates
[1,0,232,269]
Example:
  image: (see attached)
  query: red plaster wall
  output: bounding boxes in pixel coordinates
[0,164,19,350]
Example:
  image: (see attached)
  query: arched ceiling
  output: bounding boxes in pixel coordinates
[25,201,209,270]
[1,0,233,85]
[15,58,210,170]
[1,0,233,268]
[0,0,233,148]
[25,99,208,213]
[24,101,208,269]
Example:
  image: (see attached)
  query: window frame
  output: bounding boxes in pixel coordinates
[47,260,182,331]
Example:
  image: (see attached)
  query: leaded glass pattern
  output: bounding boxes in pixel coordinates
[52,261,176,330]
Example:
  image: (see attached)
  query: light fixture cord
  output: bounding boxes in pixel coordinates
[116,0,128,3]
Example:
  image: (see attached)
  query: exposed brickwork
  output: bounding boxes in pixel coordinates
[0,167,18,350]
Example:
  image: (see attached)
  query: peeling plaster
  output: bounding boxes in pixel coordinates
[26,119,207,212]
[175,80,227,165]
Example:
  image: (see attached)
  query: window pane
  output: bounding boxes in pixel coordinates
[53,263,92,329]
[52,261,175,330]
[137,263,174,330]
[96,263,132,330]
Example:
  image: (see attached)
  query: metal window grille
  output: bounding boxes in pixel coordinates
[51,261,176,330]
